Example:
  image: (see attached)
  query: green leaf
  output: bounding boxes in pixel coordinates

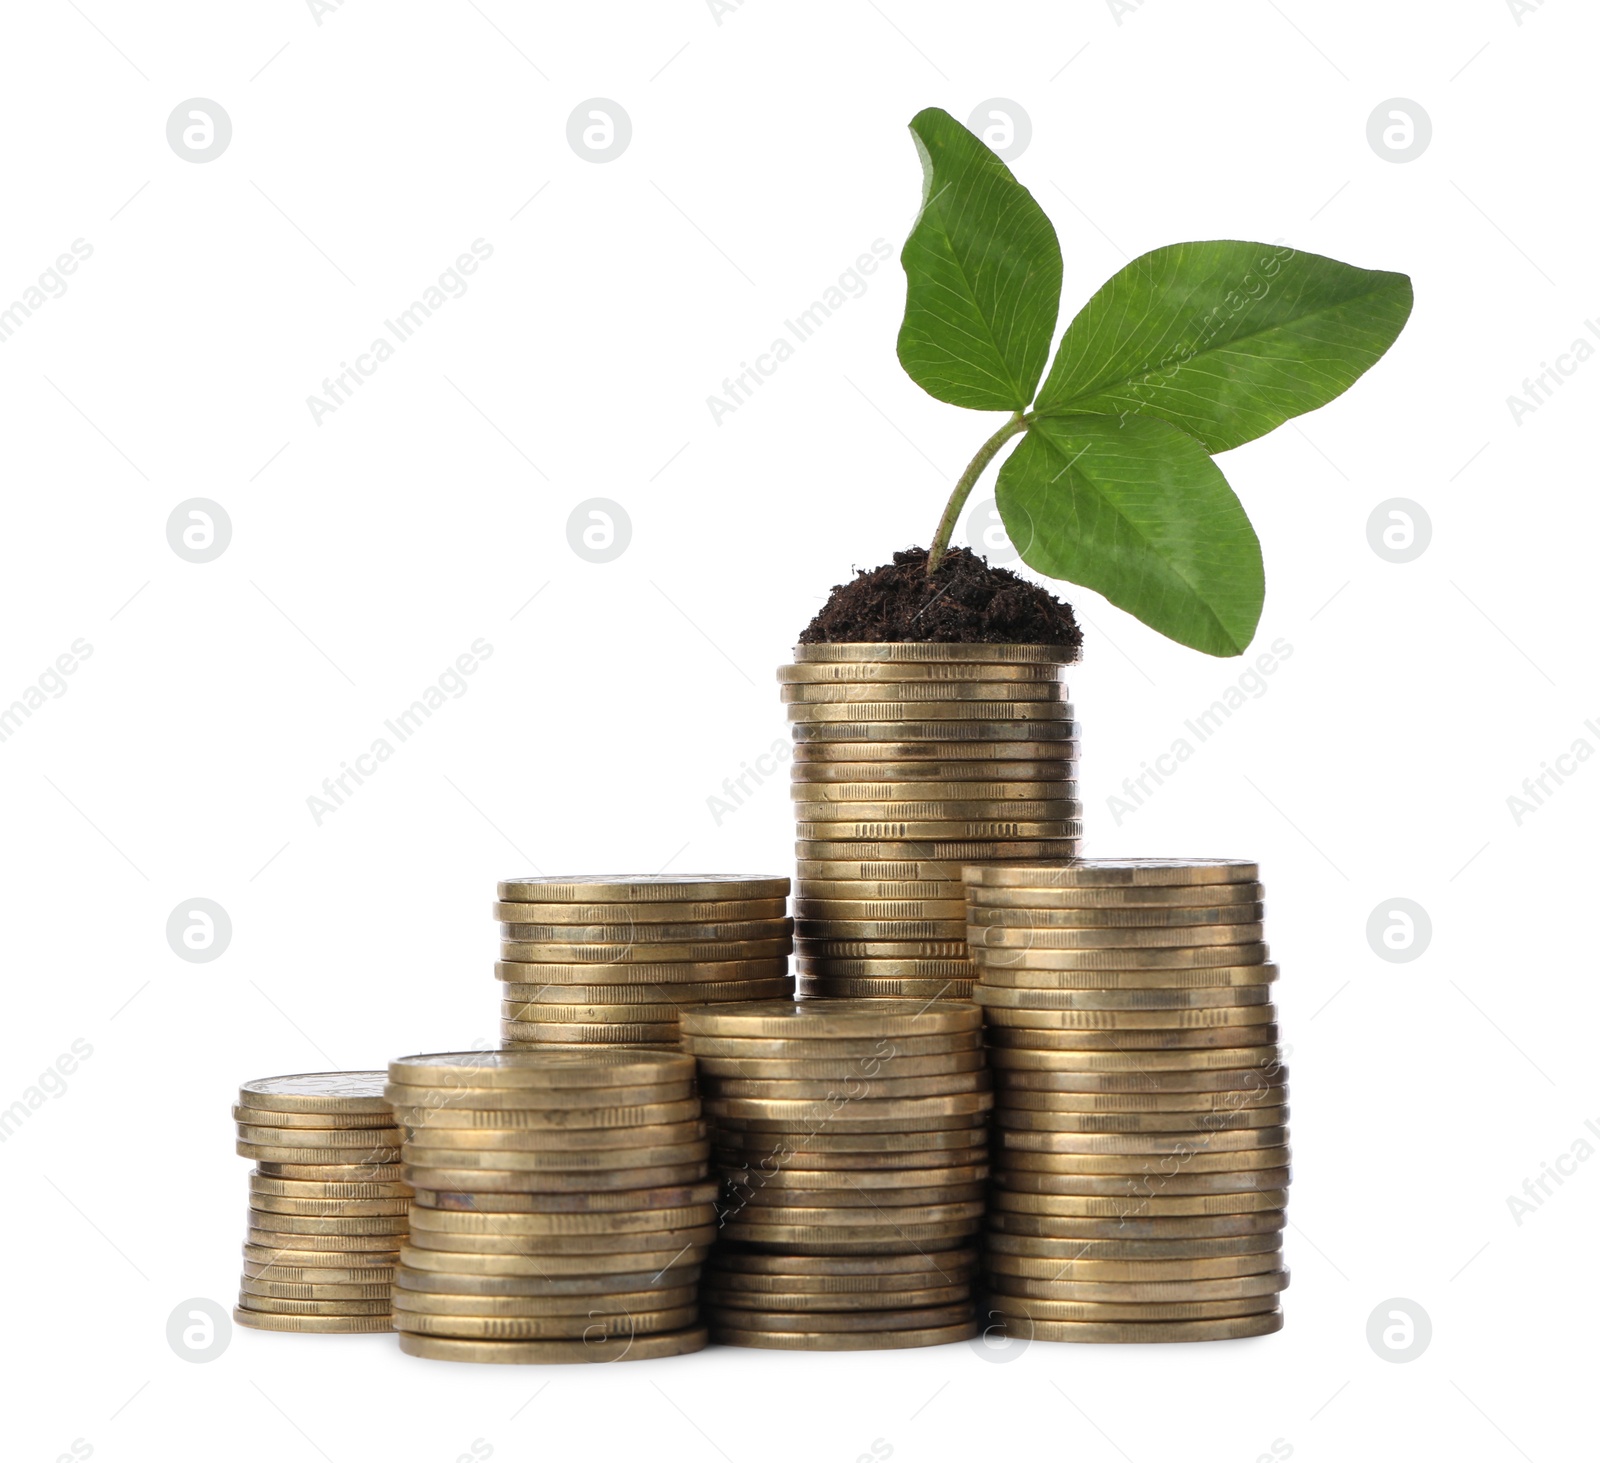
[1033,241,1413,451]
[997,414,1264,656]
[897,107,1062,411]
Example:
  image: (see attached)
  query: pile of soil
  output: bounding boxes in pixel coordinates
[799,547,1082,651]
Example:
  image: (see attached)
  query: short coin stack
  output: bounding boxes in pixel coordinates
[963,859,1289,1343]
[783,643,1081,999]
[681,999,990,1350]
[495,875,795,1048]
[387,1049,714,1363]
[233,1072,407,1334]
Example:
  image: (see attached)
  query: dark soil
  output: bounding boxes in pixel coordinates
[799,547,1083,652]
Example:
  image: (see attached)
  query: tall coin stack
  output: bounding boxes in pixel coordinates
[233,1072,407,1334]
[387,1049,715,1363]
[681,999,989,1350]
[963,859,1290,1343]
[495,875,795,1048]
[783,644,1081,999]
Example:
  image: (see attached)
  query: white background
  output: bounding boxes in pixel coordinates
[2,1,1593,1458]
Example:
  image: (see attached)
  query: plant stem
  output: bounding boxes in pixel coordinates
[926,410,1029,575]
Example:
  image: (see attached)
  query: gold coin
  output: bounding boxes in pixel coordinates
[235,1294,393,1316]
[797,979,976,1000]
[798,821,1083,841]
[969,880,1267,908]
[403,1162,708,1194]
[793,720,1074,743]
[998,1108,1288,1136]
[402,1141,709,1171]
[979,1229,1280,1254]
[243,1260,396,1284]
[705,1092,992,1121]
[498,1003,689,1024]
[721,1202,986,1226]
[795,940,970,958]
[238,1072,390,1115]
[705,1284,971,1311]
[397,1325,708,1363]
[405,1225,715,1256]
[707,1263,976,1292]
[680,998,979,1039]
[393,1287,697,1316]
[234,1308,393,1334]
[704,1071,987,1100]
[249,1194,411,1218]
[795,801,1081,823]
[412,1180,719,1214]
[998,1127,1289,1159]
[802,839,1081,862]
[985,1191,1289,1223]
[727,1183,987,1211]
[389,1050,695,1090]
[395,1267,703,1297]
[982,1296,1279,1323]
[715,1129,986,1159]
[966,859,1260,888]
[232,1104,396,1130]
[986,1044,1283,1074]
[999,1085,1285,1113]
[978,963,1280,992]
[497,876,789,902]
[239,1142,402,1165]
[397,1245,710,1277]
[244,1229,401,1254]
[986,1253,1280,1282]
[498,918,792,944]
[400,1120,705,1153]
[794,961,977,982]
[409,1205,714,1236]
[985,1211,1286,1245]
[496,959,790,985]
[696,1052,983,1079]
[682,1032,979,1059]
[718,1221,981,1250]
[968,903,1266,931]
[702,1302,973,1334]
[976,986,1273,1012]
[709,1320,978,1350]
[995,1164,1290,1196]
[794,783,1077,804]
[779,660,1064,681]
[493,898,788,924]
[979,1306,1280,1338]
[974,942,1268,972]
[396,1099,701,1132]
[500,939,791,964]
[236,1123,403,1148]
[790,642,1075,664]
[782,680,1063,703]
[797,880,965,902]
[499,1021,682,1044]
[786,697,1072,721]
[241,1278,394,1300]
[973,922,1265,952]
[249,1174,411,1199]
[713,1244,975,1273]
[794,740,1078,764]
[978,1004,1277,1031]
[716,1147,988,1175]
[385,1083,693,1113]
[501,980,793,1008]
[725,1160,989,1189]
[995,1154,1289,1187]
[982,1270,1288,1302]
[986,1025,1281,1053]
[793,898,970,919]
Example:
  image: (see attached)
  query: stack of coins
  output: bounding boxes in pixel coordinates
[233,1072,407,1334]
[783,644,1081,999]
[681,999,990,1350]
[495,875,795,1048]
[963,859,1289,1343]
[386,1049,714,1363]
